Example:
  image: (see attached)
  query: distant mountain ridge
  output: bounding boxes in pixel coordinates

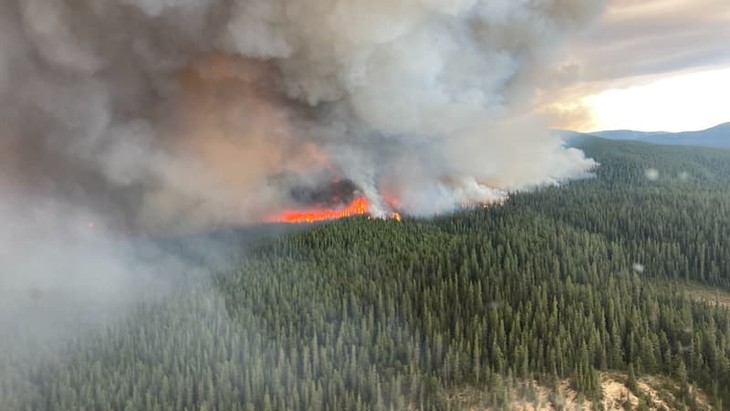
[561,122,730,149]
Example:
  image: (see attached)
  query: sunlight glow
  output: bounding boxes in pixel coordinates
[583,67,730,132]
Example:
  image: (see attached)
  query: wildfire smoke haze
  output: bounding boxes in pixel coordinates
[0,0,604,233]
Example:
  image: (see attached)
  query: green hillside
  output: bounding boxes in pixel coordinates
[2,137,730,410]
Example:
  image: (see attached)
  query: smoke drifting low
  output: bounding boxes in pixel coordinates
[0,0,604,233]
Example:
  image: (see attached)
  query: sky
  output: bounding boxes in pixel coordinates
[552,0,730,132]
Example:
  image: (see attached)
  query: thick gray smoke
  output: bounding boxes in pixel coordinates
[0,0,606,375]
[0,0,604,232]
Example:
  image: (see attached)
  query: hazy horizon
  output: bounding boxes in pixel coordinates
[551,0,730,133]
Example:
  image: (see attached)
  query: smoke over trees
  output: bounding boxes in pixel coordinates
[3,137,730,410]
[0,0,604,232]
[0,0,605,378]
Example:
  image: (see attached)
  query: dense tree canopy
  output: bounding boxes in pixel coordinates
[2,137,730,410]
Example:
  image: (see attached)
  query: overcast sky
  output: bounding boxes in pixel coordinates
[552,0,730,132]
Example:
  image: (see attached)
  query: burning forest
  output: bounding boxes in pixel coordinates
[266,196,371,224]
[265,179,372,223]
[6,2,730,410]
[0,0,604,234]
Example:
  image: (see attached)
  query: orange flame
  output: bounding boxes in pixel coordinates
[266,196,370,224]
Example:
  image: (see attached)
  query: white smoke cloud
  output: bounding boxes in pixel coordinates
[0,0,607,369]
[0,0,605,232]
[0,190,170,346]
[219,0,604,213]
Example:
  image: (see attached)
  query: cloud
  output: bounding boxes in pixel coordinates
[569,0,730,82]
[541,0,730,130]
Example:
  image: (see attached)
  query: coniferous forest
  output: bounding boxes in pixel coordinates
[3,136,730,410]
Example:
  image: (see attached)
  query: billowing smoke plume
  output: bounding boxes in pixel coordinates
[0,0,605,232]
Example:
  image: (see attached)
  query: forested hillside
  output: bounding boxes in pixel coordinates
[590,123,730,149]
[2,137,730,410]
